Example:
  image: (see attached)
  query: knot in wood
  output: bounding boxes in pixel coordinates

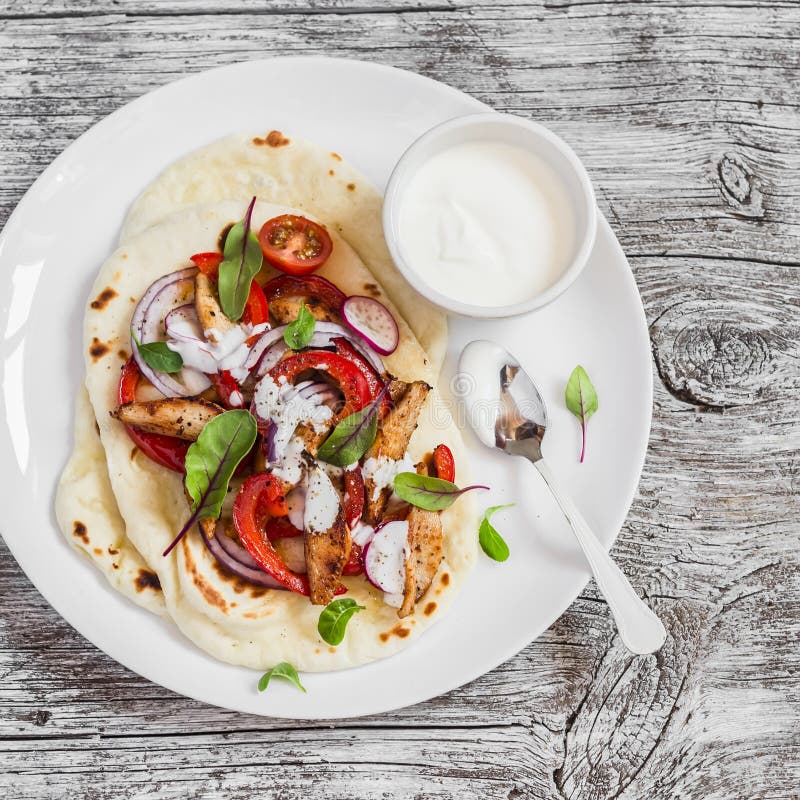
[717,152,764,219]
[651,301,783,408]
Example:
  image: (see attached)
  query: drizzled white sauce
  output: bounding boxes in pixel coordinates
[167,322,268,382]
[254,374,333,456]
[399,141,575,308]
[271,435,306,485]
[304,466,340,533]
[362,453,416,501]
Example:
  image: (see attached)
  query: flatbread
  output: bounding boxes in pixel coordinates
[68,200,476,671]
[121,131,447,375]
[55,387,167,616]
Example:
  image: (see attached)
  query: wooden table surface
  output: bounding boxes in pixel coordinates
[2,2,798,798]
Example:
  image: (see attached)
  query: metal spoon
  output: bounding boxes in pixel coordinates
[459,340,666,655]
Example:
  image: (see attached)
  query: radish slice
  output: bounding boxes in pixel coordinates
[363,520,408,593]
[341,296,399,356]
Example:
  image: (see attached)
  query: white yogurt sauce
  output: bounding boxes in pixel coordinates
[271,435,306,485]
[362,453,416,501]
[254,374,333,456]
[399,141,574,307]
[167,322,268,382]
[304,465,340,533]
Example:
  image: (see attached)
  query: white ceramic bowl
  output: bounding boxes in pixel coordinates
[382,112,598,318]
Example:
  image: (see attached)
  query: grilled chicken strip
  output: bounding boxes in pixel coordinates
[195,272,235,341]
[304,465,351,605]
[399,462,444,618]
[295,422,331,458]
[363,380,431,524]
[112,398,223,440]
[270,294,339,325]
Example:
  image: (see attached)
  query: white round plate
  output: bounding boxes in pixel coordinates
[0,57,651,719]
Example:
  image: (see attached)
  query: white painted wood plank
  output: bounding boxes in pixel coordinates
[1,1,798,798]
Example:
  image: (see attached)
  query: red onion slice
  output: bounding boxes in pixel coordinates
[131,267,211,397]
[200,522,286,589]
[256,341,290,376]
[251,321,386,377]
[262,419,278,463]
[165,304,204,342]
[214,525,259,569]
[244,325,285,372]
[313,321,386,373]
[181,367,214,395]
[341,296,399,356]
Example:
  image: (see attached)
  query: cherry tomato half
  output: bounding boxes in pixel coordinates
[258,214,333,276]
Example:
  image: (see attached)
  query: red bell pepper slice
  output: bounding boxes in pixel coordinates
[332,337,390,418]
[432,444,455,482]
[269,350,372,417]
[189,251,269,328]
[209,370,244,409]
[265,517,302,541]
[242,279,270,327]
[342,541,364,576]
[190,251,223,275]
[118,359,188,473]
[262,274,346,316]
[234,475,348,595]
[343,465,365,529]
[233,474,309,595]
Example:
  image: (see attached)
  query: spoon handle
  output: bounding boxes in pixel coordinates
[535,459,666,655]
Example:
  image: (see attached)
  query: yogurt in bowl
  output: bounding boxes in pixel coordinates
[383,113,597,318]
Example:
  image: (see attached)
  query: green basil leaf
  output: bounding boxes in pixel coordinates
[131,329,183,374]
[162,409,257,556]
[478,503,514,562]
[257,662,307,694]
[393,473,489,512]
[564,365,598,463]
[317,386,388,467]
[284,302,316,350]
[218,196,263,322]
[318,598,365,646]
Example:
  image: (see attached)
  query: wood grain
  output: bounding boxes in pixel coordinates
[1,1,798,798]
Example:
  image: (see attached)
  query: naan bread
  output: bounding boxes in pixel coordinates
[55,387,167,616]
[121,131,447,375]
[65,200,476,671]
